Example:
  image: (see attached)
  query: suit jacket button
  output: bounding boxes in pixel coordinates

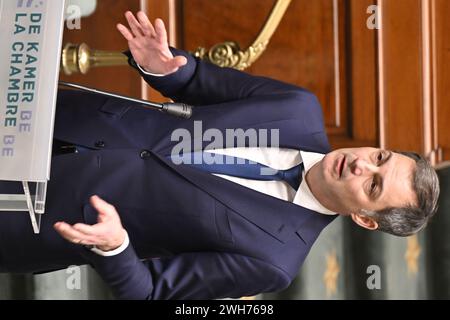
[140,150,151,159]
[95,141,105,148]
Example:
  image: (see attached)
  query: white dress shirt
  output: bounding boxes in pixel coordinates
[205,147,337,216]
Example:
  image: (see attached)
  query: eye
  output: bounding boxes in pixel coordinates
[377,152,383,164]
[370,178,377,194]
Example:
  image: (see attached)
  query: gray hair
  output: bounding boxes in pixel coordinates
[361,151,440,237]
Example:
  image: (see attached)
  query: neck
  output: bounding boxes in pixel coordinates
[305,161,340,214]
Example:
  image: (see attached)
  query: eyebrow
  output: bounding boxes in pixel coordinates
[373,150,393,201]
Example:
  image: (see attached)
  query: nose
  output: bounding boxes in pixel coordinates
[350,158,378,176]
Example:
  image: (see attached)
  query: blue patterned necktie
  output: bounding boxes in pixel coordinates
[170,151,304,190]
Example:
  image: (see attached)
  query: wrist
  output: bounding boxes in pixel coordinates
[90,230,130,257]
[97,228,127,252]
[141,64,155,73]
[136,63,167,77]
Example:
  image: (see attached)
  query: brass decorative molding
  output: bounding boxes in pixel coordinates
[61,42,128,75]
[192,0,292,70]
[60,0,291,74]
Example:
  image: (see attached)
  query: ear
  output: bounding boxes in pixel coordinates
[350,213,379,231]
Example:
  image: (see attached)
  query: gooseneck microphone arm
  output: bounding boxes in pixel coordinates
[58,81,193,119]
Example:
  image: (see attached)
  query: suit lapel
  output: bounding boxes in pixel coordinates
[153,147,335,244]
[152,116,334,244]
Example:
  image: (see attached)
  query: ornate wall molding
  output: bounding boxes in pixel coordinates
[192,0,292,70]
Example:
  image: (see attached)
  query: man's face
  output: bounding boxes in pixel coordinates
[308,147,417,215]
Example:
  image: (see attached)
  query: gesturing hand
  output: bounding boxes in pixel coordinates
[54,195,126,252]
[117,11,187,75]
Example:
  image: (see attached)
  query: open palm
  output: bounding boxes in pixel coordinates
[117,11,187,75]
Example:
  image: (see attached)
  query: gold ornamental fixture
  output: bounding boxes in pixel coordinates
[61,42,128,75]
[60,0,292,75]
[192,0,292,70]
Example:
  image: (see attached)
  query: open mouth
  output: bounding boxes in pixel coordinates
[337,155,345,178]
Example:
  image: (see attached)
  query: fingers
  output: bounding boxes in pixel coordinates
[89,195,117,218]
[154,18,168,44]
[54,196,122,248]
[119,11,169,48]
[73,223,99,236]
[125,11,145,38]
[164,56,188,74]
[116,23,134,41]
[137,11,156,37]
[171,56,188,69]
[54,222,98,245]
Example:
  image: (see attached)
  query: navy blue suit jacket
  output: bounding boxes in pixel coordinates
[0,48,336,299]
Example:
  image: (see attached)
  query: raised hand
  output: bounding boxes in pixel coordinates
[117,11,187,75]
[54,195,127,252]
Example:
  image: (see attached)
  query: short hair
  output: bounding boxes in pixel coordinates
[361,151,440,237]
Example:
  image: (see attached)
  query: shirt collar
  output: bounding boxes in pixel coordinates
[294,151,338,215]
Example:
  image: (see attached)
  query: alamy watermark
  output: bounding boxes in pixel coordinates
[66,265,81,290]
[16,0,82,30]
[367,5,380,30]
[366,264,381,290]
[65,5,82,30]
[170,121,280,175]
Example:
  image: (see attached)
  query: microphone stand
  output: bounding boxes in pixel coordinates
[58,81,193,119]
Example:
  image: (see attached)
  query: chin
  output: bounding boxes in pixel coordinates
[322,150,339,179]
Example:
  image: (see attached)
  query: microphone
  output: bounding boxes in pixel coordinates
[58,81,193,119]
[161,102,192,119]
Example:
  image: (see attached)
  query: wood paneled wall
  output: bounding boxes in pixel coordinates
[433,0,450,163]
[60,0,141,98]
[182,0,352,146]
[376,0,449,163]
[63,0,449,163]
[167,0,448,162]
[145,0,378,149]
[144,0,381,150]
[348,0,378,147]
[378,0,425,153]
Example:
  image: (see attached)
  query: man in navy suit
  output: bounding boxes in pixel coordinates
[0,11,440,299]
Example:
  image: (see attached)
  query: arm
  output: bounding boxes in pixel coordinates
[117,11,307,106]
[82,244,291,300]
[54,196,290,299]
